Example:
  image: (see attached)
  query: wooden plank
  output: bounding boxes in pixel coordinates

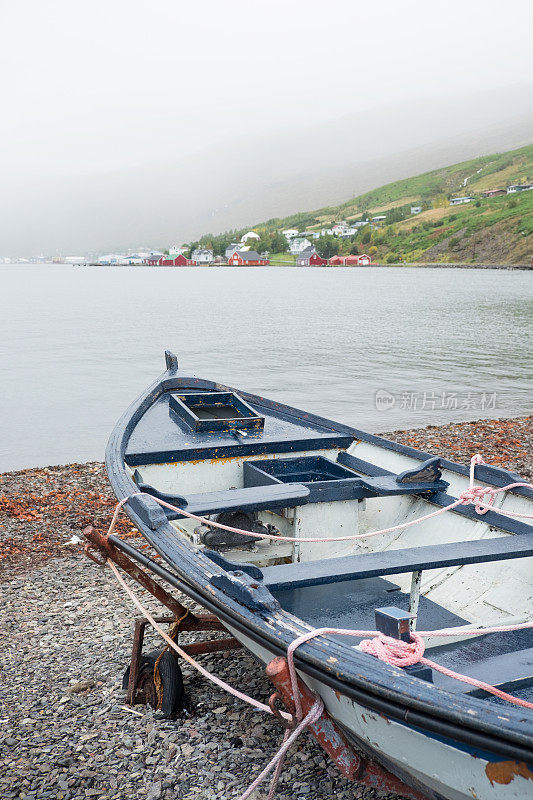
[172,482,310,517]
[261,535,533,591]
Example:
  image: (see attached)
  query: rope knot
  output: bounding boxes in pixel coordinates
[360,632,425,668]
[460,454,496,514]
[458,484,496,514]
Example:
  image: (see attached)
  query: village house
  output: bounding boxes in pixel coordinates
[225,243,243,259]
[227,249,269,266]
[507,183,533,194]
[371,215,387,224]
[289,237,312,254]
[169,245,188,256]
[295,247,327,266]
[449,196,474,206]
[160,254,191,266]
[145,254,164,265]
[282,229,299,240]
[481,189,506,198]
[191,248,214,264]
[411,206,422,214]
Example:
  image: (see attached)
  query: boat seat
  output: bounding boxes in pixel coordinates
[337,454,450,496]
[429,630,533,698]
[260,535,533,591]
[133,476,310,518]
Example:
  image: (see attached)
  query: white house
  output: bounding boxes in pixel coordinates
[282,229,300,240]
[225,243,244,259]
[353,221,369,228]
[241,231,261,243]
[191,248,214,264]
[289,237,312,254]
[507,184,533,194]
[371,215,387,223]
[449,197,474,206]
[169,245,188,256]
[411,206,422,215]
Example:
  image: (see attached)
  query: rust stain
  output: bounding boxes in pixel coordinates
[485,761,533,786]
[334,690,341,702]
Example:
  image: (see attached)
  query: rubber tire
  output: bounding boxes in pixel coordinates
[122,648,184,717]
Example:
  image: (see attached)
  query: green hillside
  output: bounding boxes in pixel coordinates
[190,145,533,264]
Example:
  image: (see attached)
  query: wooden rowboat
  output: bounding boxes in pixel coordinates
[102,352,533,799]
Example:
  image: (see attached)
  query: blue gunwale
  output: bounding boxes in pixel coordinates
[105,357,533,764]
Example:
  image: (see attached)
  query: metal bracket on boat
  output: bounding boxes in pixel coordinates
[396,457,444,485]
[203,549,264,580]
[129,494,169,531]
[165,350,178,372]
[209,570,280,613]
[375,607,433,683]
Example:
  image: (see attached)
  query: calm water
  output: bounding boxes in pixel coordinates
[1,264,531,471]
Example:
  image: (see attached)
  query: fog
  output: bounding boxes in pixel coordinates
[1,0,532,255]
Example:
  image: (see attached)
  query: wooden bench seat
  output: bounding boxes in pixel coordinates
[260,535,533,591]
[134,479,310,518]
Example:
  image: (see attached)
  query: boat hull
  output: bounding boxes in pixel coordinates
[225,623,533,800]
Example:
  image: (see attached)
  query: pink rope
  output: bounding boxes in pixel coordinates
[285,621,533,722]
[107,454,533,544]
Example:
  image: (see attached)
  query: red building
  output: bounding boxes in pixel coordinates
[146,255,163,265]
[295,247,327,266]
[227,250,269,266]
[160,254,191,266]
[328,254,372,266]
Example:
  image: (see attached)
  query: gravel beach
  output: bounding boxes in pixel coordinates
[0,416,531,800]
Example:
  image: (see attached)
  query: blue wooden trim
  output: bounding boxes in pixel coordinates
[124,434,353,466]
[338,451,533,536]
[261,534,533,592]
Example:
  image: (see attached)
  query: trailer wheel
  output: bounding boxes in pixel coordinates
[123,649,184,717]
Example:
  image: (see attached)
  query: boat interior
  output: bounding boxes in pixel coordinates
[125,386,533,708]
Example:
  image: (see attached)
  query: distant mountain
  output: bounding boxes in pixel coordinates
[2,83,532,255]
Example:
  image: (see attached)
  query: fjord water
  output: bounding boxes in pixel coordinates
[1,264,531,471]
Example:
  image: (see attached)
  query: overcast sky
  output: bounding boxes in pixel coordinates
[1,0,532,253]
